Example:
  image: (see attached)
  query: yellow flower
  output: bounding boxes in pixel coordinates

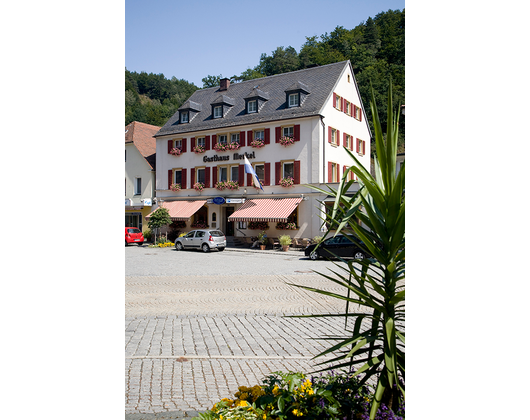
[272,385,280,396]
[292,409,303,417]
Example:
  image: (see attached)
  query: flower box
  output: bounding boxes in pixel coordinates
[193,145,205,154]
[193,182,205,192]
[169,147,182,156]
[279,177,294,187]
[250,139,265,148]
[279,136,295,147]
[248,221,269,230]
[215,181,240,191]
[276,222,297,230]
[170,183,181,192]
[191,221,209,228]
[213,142,241,152]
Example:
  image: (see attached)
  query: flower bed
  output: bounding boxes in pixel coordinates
[250,139,265,148]
[276,221,297,230]
[213,142,241,152]
[193,145,206,154]
[170,183,181,192]
[148,242,174,248]
[191,370,404,420]
[194,182,205,192]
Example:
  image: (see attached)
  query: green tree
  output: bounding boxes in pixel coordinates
[202,74,222,88]
[293,80,404,419]
[147,207,172,243]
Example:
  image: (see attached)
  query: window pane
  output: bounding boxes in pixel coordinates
[219,167,228,182]
[248,100,256,112]
[283,163,294,178]
[283,126,294,137]
[231,133,240,143]
[255,165,264,180]
[254,130,264,140]
[289,93,298,107]
[214,106,222,118]
[197,169,205,183]
[231,166,239,182]
[175,170,182,184]
[181,112,188,123]
[219,135,227,144]
[197,137,205,147]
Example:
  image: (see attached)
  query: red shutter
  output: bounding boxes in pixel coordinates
[343,132,347,147]
[356,138,360,153]
[343,165,347,180]
[264,128,270,144]
[275,162,281,185]
[294,160,300,184]
[343,98,346,112]
[247,131,253,145]
[294,124,300,141]
[191,137,195,151]
[247,173,251,186]
[168,140,173,154]
[212,166,217,186]
[328,162,333,183]
[333,92,337,109]
[181,138,187,153]
[350,104,354,117]
[212,135,217,148]
[275,126,281,143]
[350,136,354,151]
[191,168,195,186]
[337,130,340,145]
[238,164,244,186]
[168,169,173,189]
[205,135,211,150]
[359,108,362,121]
[264,162,270,186]
[204,166,210,188]
[181,168,187,189]
[240,131,246,147]
[362,140,366,155]
[328,126,332,143]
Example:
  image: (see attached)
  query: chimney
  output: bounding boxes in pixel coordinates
[220,78,230,91]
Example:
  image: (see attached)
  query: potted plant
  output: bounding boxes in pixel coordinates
[279,136,295,147]
[250,139,265,148]
[193,182,205,192]
[257,231,267,250]
[169,147,182,156]
[170,183,181,192]
[193,145,205,154]
[279,177,295,187]
[279,235,292,251]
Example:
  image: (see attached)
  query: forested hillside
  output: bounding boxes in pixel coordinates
[125,9,404,152]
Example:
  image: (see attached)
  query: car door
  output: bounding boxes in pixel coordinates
[321,236,340,258]
[182,231,196,248]
[193,230,206,248]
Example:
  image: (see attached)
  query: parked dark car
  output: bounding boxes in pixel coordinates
[304,234,370,260]
[174,229,226,253]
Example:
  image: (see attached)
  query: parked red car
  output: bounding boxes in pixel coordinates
[125,227,144,246]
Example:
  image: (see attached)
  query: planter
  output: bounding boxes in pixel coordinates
[260,244,266,250]
[282,245,289,252]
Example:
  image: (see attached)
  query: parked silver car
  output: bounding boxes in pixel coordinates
[174,229,226,253]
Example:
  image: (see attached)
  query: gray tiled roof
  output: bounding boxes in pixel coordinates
[155,61,349,138]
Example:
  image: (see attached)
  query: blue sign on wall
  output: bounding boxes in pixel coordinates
[212,197,226,205]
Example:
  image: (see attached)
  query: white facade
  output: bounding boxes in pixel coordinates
[153,61,371,239]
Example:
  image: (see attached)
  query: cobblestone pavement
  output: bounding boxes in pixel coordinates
[126,248,369,419]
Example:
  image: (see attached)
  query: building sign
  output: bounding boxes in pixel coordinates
[226,198,245,204]
[212,197,225,205]
[203,151,256,163]
[143,198,152,206]
[125,198,132,206]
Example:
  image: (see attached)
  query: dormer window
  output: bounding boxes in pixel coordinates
[288,93,299,108]
[284,81,310,109]
[180,111,189,123]
[244,87,269,114]
[213,106,222,119]
[210,95,234,119]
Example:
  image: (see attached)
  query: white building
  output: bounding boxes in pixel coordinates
[152,61,371,241]
[125,121,159,232]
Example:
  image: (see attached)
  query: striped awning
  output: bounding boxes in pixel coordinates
[228,198,302,222]
[146,200,206,221]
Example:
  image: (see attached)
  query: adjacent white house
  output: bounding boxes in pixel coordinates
[151,61,371,240]
[125,121,159,232]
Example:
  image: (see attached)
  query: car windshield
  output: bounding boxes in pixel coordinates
[127,229,141,234]
[209,231,224,237]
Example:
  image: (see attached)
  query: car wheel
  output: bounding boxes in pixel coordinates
[202,243,210,253]
[354,251,366,259]
[309,251,319,260]
[217,247,225,252]
[138,242,143,246]
[125,240,128,247]
[175,242,183,251]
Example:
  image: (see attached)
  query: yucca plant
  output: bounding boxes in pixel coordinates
[291,80,404,419]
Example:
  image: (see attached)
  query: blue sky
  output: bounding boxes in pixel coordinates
[126,0,405,87]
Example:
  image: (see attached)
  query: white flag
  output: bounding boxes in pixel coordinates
[244,155,263,190]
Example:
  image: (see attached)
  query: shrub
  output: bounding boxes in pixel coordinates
[279,235,292,246]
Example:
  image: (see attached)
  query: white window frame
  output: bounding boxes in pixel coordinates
[218,134,228,144]
[175,139,182,149]
[197,137,205,147]
[181,111,189,123]
[219,166,228,182]
[331,128,338,146]
[282,161,295,179]
[173,168,182,185]
[254,130,264,141]
[230,165,239,183]
[288,93,299,107]
[247,100,257,113]
[254,163,265,182]
[196,168,206,184]
[231,133,240,143]
[213,106,222,118]
[134,177,142,195]
[335,95,342,110]
[283,126,294,138]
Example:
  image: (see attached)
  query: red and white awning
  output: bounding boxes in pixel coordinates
[228,198,302,222]
[146,200,206,221]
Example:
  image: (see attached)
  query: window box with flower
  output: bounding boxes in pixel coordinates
[248,221,269,230]
[250,139,265,149]
[170,183,181,192]
[169,147,182,156]
[213,142,240,152]
[279,177,295,187]
[276,221,297,230]
[279,136,295,147]
[193,182,205,192]
[191,221,209,229]
[193,145,205,154]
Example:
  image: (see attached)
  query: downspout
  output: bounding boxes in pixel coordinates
[320,115,326,184]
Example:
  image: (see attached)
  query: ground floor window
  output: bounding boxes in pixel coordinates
[125,213,142,231]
